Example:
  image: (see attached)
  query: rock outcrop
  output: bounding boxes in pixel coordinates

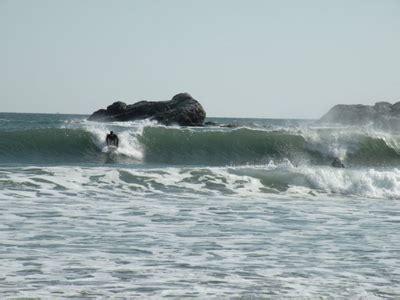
[318,101,400,127]
[88,93,206,126]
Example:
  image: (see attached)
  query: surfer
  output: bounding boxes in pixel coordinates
[106,131,119,147]
[331,157,345,168]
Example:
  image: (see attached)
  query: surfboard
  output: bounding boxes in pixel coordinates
[102,145,118,153]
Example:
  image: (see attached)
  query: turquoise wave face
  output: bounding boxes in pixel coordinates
[1,124,400,167]
[138,127,323,165]
[0,128,101,164]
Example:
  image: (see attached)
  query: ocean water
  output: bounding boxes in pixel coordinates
[0,112,399,298]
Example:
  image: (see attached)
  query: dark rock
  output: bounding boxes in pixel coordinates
[374,101,391,114]
[204,121,219,126]
[319,104,375,125]
[391,102,400,113]
[318,101,400,127]
[331,157,345,168]
[203,121,240,128]
[220,123,239,128]
[88,93,206,126]
[107,101,127,114]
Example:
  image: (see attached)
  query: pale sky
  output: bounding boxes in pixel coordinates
[1,0,400,118]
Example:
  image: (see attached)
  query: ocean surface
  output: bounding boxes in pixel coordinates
[0,112,399,298]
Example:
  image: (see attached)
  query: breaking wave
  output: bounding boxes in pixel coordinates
[1,123,400,167]
[2,163,400,199]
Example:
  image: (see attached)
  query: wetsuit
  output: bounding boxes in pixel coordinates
[106,133,119,147]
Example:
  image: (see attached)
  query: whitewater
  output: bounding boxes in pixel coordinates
[0,112,399,298]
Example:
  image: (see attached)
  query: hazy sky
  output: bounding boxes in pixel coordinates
[1,0,400,118]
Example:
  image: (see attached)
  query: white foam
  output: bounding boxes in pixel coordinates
[300,126,400,162]
[78,119,160,161]
[1,165,400,298]
[297,166,400,199]
[302,128,357,160]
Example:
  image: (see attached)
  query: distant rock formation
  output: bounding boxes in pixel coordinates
[88,93,206,126]
[318,101,400,127]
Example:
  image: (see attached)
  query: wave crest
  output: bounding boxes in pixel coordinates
[2,124,400,166]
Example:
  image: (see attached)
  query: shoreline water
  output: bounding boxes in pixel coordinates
[0,112,399,298]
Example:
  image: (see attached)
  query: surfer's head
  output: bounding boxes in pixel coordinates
[110,131,114,134]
